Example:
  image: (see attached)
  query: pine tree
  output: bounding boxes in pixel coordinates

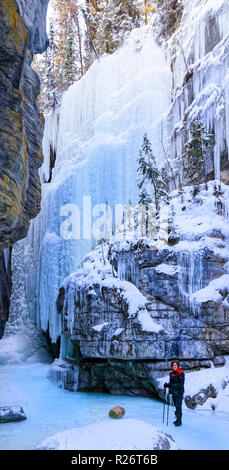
[85,0,141,57]
[33,19,58,112]
[83,0,106,66]
[137,133,169,213]
[62,15,78,88]
[108,0,141,51]
[45,20,57,107]
[183,119,215,191]
[53,0,84,91]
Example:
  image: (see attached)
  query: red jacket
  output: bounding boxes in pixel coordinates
[169,368,185,395]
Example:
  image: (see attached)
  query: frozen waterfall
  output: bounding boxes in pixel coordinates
[22,27,170,344]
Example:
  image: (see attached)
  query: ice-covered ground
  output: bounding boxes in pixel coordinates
[0,361,228,450]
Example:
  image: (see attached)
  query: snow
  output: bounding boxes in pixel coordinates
[36,418,176,450]
[0,406,26,423]
[171,181,229,243]
[190,274,229,304]
[137,310,163,333]
[60,243,164,342]
[92,322,109,332]
[154,264,182,276]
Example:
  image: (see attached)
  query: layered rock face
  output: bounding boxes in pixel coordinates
[0,0,49,250]
[0,0,49,335]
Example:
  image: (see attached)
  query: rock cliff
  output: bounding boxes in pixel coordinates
[0,0,49,335]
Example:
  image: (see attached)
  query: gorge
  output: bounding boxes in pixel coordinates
[0,0,229,450]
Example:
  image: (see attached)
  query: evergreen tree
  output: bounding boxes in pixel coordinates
[33,19,58,112]
[183,119,215,191]
[83,0,108,63]
[45,20,57,107]
[62,14,78,88]
[84,0,141,57]
[108,0,141,51]
[53,0,84,91]
[137,133,169,213]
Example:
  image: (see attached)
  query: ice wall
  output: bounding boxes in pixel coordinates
[22,27,170,343]
[163,0,229,181]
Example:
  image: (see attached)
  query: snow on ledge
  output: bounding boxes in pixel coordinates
[154,264,182,276]
[190,274,229,304]
[92,322,109,332]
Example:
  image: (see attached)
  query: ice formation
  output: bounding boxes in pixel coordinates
[4,0,229,358]
[16,25,170,344]
[162,0,229,180]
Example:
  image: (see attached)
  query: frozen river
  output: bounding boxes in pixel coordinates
[0,361,228,450]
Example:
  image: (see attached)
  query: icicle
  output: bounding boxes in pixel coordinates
[177,249,204,317]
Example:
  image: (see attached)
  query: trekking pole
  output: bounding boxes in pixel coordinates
[166,393,170,426]
[162,392,166,424]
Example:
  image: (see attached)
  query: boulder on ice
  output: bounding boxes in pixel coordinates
[0,406,27,423]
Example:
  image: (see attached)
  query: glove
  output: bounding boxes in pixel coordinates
[164,382,169,389]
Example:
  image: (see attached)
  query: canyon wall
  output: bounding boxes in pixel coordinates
[0,0,49,336]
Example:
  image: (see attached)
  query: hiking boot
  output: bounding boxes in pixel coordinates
[174,420,182,426]
[173,411,178,424]
[174,413,182,426]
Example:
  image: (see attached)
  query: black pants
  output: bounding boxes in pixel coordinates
[172,394,183,420]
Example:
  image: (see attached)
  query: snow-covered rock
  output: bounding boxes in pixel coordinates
[36,418,176,450]
[0,406,26,423]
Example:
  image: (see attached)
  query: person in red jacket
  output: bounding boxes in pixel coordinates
[164,361,185,426]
